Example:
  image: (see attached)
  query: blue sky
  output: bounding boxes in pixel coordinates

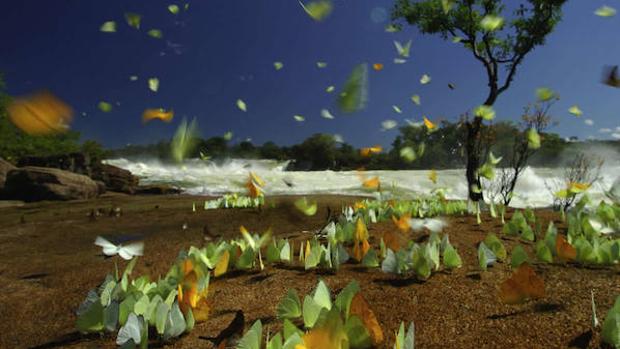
[1,0,619,149]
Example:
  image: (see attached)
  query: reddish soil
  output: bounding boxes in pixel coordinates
[0,194,618,349]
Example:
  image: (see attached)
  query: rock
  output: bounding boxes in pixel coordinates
[3,167,99,202]
[134,184,181,195]
[0,158,17,193]
[17,153,93,177]
[94,180,107,195]
[91,164,139,194]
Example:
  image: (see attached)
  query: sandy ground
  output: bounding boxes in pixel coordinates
[0,194,618,349]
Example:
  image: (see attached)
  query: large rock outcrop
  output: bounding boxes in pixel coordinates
[0,158,16,193]
[16,153,139,194]
[18,152,93,177]
[91,164,139,194]
[3,167,99,202]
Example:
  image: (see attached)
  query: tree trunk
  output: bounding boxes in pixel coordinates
[465,118,483,202]
[465,91,498,202]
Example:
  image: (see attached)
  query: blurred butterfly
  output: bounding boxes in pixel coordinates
[555,234,576,261]
[142,108,174,123]
[94,236,144,260]
[428,169,438,184]
[299,0,333,21]
[394,40,411,58]
[199,151,211,161]
[349,293,384,346]
[498,263,545,304]
[423,116,437,132]
[373,63,384,71]
[392,214,411,232]
[360,145,382,157]
[321,109,335,119]
[409,218,447,233]
[295,197,318,216]
[448,83,456,90]
[7,91,73,135]
[338,63,369,113]
[603,65,620,88]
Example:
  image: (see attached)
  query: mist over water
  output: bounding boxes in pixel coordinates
[106,157,620,208]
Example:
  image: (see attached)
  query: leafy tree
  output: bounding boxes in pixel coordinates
[392,0,568,201]
[292,133,337,170]
[259,141,287,160]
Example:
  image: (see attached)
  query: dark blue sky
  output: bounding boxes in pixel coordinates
[1,0,619,149]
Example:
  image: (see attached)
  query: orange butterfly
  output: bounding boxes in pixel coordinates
[7,91,73,135]
[556,235,576,261]
[362,176,380,190]
[391,214,411,232]
[498,263,545,304]
[423,116,436,131]
[360,145,383,157]
[352,238,371,262]
[382,230,406,252]
[372,63,384,71]
[177,259,210,321]
[142,108,174,123]
[349,293,384,345]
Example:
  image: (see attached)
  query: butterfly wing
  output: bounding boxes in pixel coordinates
[393,40,404,56]
[95,236,119,256]
[118,241,144,260]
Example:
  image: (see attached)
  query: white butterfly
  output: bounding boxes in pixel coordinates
[588,218,615,235]
[394,40,412,58]
[321,108,335,119]
[95,236,144,260]
[393,58,407,64]
[381,119,398,131]
[409,218,448,233]
[116,313,143,345]
[404,119,424,128]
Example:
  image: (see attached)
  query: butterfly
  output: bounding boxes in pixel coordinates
[394,40,412,58]
[409,218,447,233]
[349,293,384,346]
[555,234,576,261]
[295,197,318,216]
[142,108,174,123]
[7,91,73,135]
[373,63,384,71]
[602,65,620,88]
[360,145,382,157]
[338,63,369,113]
[299,0,333,21]
[94,236,144,260]
[498,263,545,304]
[392,215,411,232]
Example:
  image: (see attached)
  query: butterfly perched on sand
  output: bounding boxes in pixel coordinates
[603,65,620,88]
[94,236,144,260]
[498,263,545,304]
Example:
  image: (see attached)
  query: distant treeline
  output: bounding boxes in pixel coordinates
[108,121,620,170]
[1,74,617,169]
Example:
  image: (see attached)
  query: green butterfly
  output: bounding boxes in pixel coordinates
[338,64,369,113]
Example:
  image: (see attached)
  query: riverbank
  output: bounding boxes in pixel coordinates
[0,194,618,348]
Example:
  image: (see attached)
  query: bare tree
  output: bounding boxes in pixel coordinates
[546,152,604,212]
[493,99,555,206]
